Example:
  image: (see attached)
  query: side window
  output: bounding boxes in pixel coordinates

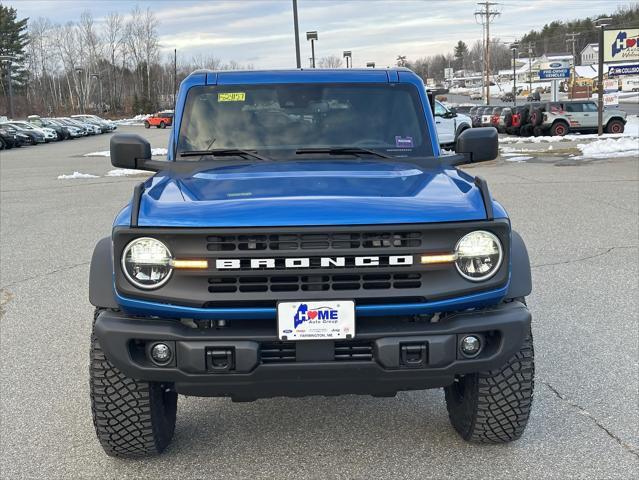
[434,101,446,116]
[565,103,583,113]
[584,103,598,112]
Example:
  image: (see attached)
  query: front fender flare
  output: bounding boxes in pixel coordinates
[507,230,532,299]
[89,237,118,309]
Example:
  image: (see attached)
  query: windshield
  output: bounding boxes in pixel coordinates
[177,83,432,158]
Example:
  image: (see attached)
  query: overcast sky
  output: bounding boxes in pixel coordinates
[10,0,621,68]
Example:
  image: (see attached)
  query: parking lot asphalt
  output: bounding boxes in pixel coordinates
[1,127,638,479]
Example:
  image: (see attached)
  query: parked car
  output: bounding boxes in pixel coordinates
[89,68,533,457]
[490,107,503,130]
[469,90,482,100]
[9,121,57,142]
[433,100,472,146]
[47,118,83,138]
[2,122,46,144]
[55,118,89,136]
[144,111,174,129]
[500,92,515,102]
[28,115,70,140]
[71,114,116,133]
[0,127,18,149]
[536,101,627,136]
[480,106,493,127]
[0,123,30,145]
[504,105,529,136]
[60,117,100,135]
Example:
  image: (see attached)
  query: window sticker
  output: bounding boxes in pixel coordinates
[395,136,414,148]
[218,92,246,102]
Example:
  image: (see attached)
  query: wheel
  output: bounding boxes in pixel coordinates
[519,124,532,137]
[605,119,624,134]
[445,322,534,443]
[90,308,177,457]
[0,138,5,150]
[529,108,543,126]
[144,121,150,129]
[532,126,544,137]
[160,121,166,129]
[550,122,568,136]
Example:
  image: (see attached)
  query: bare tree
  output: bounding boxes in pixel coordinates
[318,55,343,68]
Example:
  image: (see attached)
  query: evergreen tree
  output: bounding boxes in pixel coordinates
[0,4,29,91]
[454,41,468,69]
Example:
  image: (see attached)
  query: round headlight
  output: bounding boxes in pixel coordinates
[121,237,173,289]
[454,231,503,281]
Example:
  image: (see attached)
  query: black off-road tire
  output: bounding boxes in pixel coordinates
[144,121,150,129]
[444,324,534,443]
[159,121,166,129]
[90,309,177,457]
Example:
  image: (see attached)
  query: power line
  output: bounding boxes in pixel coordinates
[474,1,500,105]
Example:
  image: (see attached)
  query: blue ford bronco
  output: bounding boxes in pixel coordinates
[89,68,534,457]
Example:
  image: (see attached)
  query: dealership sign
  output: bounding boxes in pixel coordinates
[539,68,570,79]
[604,29,639,62]
[608,64,639,76]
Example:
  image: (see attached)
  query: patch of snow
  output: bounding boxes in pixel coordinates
[57,172,99,179]
[576,137,639,158]
[106,169,150,177]
[505,156,532,162]
[83,150,110,157]
[114,114,151,126]
[83,147,167,157]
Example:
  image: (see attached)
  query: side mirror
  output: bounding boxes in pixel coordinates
[448,107,457,117]
[455,127,498,162]
[110,134,151,169]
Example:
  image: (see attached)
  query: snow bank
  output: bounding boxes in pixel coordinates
[106,169,150,177]
[83,147,167,157]
[57,172,99,179]
[577,137,639,158]
[114,114,151,126]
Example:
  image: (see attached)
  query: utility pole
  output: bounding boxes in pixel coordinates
[527,42,535,94]
[475,2,500,105]
[511,42,518,106]
[566,32,580,99]
[173,49,177,106]
[595,18,612,135]
[292,0,301,68]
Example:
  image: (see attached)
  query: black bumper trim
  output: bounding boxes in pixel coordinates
[94,301,530,400]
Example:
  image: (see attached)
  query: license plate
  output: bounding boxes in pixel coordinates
[277,300,355,341]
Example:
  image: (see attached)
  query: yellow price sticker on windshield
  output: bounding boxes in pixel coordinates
[218,92,246,102]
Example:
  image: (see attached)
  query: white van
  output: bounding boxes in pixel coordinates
[621,77,639,92]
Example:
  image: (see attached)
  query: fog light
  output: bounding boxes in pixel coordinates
[151,343,172,364]
[460,335,481,356]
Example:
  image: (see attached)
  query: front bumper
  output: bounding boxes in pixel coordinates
[95,301,530,400]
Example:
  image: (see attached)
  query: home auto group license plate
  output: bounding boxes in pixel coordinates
[277,300,355,341]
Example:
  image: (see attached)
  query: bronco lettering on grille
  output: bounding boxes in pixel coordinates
[215,255,414,270]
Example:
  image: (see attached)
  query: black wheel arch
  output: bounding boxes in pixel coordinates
[89,237,119,309]
[506,230,532,299]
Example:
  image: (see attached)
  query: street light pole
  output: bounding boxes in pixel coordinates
[91,73,103,113]
[0,55,16,119]
[292,0,301,68]
[595,17,611,136]
[75,67,84,113]
[343,51,352,68]
[306,31,318,68]
[511,43,518,106]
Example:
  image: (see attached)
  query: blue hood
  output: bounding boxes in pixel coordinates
[116,160,505,227]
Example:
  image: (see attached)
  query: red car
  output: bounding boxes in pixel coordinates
[144,111,174,129]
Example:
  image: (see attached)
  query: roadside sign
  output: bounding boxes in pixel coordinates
[603,79,619,92]
[608,64,639,77]
[603,92,620,106]
[539,68,570,79]
[604,29,639,63]
[540,60,570,70]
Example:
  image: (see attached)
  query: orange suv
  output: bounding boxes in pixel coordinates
[144,111,174,129]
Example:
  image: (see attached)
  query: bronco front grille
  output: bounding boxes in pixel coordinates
[208,273,422,293]
[206,231,422,252]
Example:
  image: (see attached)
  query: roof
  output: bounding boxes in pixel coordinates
[580,43,599,54]
[186,68,419,85]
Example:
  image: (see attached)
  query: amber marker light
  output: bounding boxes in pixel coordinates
[171,259,209,269]
[420,253,457,264]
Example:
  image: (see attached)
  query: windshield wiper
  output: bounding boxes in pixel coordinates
[180,148,270,161]
[295,147,390,159]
